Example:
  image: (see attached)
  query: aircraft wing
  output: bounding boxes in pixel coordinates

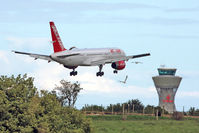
[91,53,150,65]
[126,53,151,60]
[12,51,53,62]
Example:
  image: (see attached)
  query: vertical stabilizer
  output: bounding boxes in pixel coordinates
[49,21,66,53]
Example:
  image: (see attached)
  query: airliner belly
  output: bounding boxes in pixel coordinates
[51,48,126,67]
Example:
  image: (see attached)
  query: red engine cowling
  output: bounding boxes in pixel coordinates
[111,61,126,70]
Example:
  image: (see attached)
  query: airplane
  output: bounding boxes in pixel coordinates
[119,75,128,84]
[12,21,150,77]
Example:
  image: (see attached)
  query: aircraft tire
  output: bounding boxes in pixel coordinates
[101,72,104,76]
[75,71,78,75]
[113,70,118,74]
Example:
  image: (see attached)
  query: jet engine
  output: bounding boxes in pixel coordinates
[111,61,126,70]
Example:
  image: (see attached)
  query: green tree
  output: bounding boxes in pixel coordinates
[106,103,122,113]
[0,74,92,133]
[127,99,144,113]
[0,74,37,132]
[188,107,199,116]
[82,104,105,112]
[144,105,155,114]
[194,109,199,116]
[104,99,145,113]
[188,107,195,116]
[54,80,83,107]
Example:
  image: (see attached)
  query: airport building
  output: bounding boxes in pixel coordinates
[152,67,182,113]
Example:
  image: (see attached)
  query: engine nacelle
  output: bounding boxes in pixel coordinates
[111,61,126,70]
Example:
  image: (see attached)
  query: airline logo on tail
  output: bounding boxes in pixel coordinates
[50,21,66,53]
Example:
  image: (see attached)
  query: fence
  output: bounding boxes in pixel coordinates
[78,104,199,118]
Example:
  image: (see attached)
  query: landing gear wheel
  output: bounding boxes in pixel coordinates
[113,70,118,74]
[74,71,78,75]
[101,72,104,76]
[70,71,78,76]
[96,72,104,77]
[96,72,99,76]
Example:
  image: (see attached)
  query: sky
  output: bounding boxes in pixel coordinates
[0,0,199,111]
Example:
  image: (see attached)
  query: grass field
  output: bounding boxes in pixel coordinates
[88,115,199,133]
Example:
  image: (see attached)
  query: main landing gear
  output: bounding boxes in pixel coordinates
[70,69,78,76]
[96,65,104,77]
[63,65,78,76]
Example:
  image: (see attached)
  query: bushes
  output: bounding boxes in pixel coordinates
[87,114,160,121]
[0,74,92,133]
[172,112,184,120]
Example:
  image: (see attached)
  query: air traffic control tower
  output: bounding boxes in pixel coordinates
[152,67,182,113]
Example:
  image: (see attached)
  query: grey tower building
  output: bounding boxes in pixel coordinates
[152,68,182,113]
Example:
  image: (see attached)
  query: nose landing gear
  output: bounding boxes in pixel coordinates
[113,70,118,74]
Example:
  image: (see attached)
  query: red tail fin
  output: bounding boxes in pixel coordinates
[49,21,66,53]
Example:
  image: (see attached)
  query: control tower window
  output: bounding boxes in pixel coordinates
[158,70,176,75]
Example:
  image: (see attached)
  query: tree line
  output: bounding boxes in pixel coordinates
[82,99,168,115]
[82,100,199,116]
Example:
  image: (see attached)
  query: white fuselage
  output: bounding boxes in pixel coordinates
[51,48,126,67]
